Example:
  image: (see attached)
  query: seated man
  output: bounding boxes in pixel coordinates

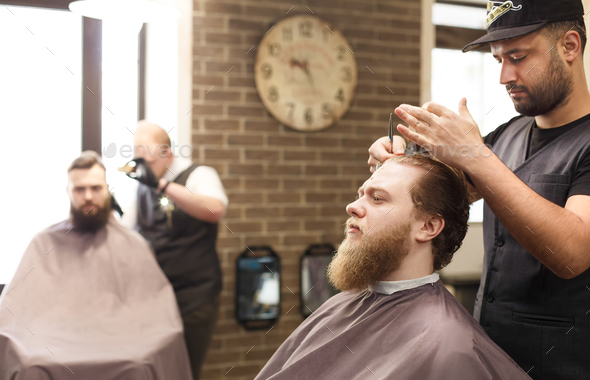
[0,151,192,380]
[255,155,530,380]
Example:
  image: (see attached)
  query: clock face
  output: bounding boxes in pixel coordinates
[255,15,357,132]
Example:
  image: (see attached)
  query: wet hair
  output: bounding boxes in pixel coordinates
[542,17,587,54]
[67,150,106,173]
[384,155,470,270]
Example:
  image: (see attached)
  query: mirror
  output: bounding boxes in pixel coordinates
[300,244,339,318]
[236,246,281,330]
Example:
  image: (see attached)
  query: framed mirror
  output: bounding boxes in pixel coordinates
[300,244,339,318]
[236,246,281,330]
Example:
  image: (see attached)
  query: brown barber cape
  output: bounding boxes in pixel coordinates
[256,280,530,380]
[0,214,192,380]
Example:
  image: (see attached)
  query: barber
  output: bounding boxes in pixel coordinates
[369,1,590,378]
[121,121,228,380]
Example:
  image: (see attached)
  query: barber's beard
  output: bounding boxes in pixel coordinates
[327,218,412,292]
[509,50,573,117]
[69,195,112,233]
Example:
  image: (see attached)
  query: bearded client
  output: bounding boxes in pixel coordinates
[255,156,531,380]
[0,151,192,380]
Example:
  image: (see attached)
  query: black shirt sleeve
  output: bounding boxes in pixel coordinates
[569,149,590,197]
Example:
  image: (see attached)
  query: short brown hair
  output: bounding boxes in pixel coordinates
[67,150,106,173]
[542,17,587,54]
[385,155,470,270]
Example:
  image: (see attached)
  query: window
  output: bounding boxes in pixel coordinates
[0,5,83,284]
[0,2,145,285]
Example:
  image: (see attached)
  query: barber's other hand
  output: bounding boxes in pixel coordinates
[368,136,406,173]
[124,157,159,188]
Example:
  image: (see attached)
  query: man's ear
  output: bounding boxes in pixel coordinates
[415,215,445,243]
[562,30,582,63]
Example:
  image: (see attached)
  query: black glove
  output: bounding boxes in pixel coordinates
[123,157,159,188]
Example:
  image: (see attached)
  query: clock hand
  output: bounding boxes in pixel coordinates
[302,60,314,87]
[290,58,302,68]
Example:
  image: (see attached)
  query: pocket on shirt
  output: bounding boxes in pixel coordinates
[512,311,573,328]
[527,173,571,206]
[528,173,571,184]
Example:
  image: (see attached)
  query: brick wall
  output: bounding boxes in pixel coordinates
[191,0,421,378]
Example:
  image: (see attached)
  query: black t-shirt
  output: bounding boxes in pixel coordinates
[466,113,590,198]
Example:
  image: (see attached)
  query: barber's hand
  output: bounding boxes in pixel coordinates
[124,157,159,188]
[368,136,406,173]
[395,99,485,168]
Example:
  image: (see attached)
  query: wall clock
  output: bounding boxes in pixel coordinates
[254,15,357,132]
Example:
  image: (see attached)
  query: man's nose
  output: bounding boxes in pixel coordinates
[84,189,94,201]
[499,62,518,86]
[346,199,365,219]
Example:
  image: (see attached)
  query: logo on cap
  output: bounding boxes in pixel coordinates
[485,1,523,29]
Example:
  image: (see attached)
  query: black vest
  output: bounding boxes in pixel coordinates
[137,164,221,315]
[476,116,590,379]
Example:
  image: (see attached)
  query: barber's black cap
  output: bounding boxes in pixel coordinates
[462,0,585,52]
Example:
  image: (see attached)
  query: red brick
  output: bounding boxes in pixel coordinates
[205,32,241,44]
[204,2,241,14]
[192,133,224,145]
[268,136,302,146]
[228,135,264,145]
[284,151,317,161]
[226,222,262,233]
[267,221,301,232]
[244,179,279,189]
[228,105,265,117]
[306,193,338,203]
[245,207,280,218]
[205,148,240,160]
[283,179,317,189]
[193,46,224,58]
[228,164,264,175]
[284,207,317,217]
[268,193,301,203]
[229,76,256,88]
[193,75,224,86]
[245,149,280,160]
[245,120,280,132]
[229,18,266,31]
[204,119,240,131]
[268,164,302,175]
[228,192,263,203]
[193,16,224,29]
[305,165,338,175]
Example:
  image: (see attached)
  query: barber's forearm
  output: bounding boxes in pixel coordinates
[161,181,225,223]
[468,147,589,279]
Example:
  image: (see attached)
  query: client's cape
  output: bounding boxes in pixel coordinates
[0,213,192,380]
[256,280,531,380]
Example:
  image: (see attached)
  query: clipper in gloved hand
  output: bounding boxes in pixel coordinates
[118,157,160,188]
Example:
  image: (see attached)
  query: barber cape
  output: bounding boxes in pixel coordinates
[0,213,192,380]
[255,274,530,380]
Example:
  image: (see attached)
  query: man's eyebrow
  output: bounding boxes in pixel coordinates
[365,185,392,197]
[493,48,527,58]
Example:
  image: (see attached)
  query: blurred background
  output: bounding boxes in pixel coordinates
[2,0,589,378]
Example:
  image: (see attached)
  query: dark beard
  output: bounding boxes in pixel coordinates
[508,50,573,117]
[327,219,412,292]
[69,195,112,233]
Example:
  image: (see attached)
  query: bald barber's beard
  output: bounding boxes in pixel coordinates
[508,50,573,117]
[69,196,112,233]
[328,218,412,292]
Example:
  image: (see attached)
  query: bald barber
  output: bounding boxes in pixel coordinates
[121,120,228,380]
